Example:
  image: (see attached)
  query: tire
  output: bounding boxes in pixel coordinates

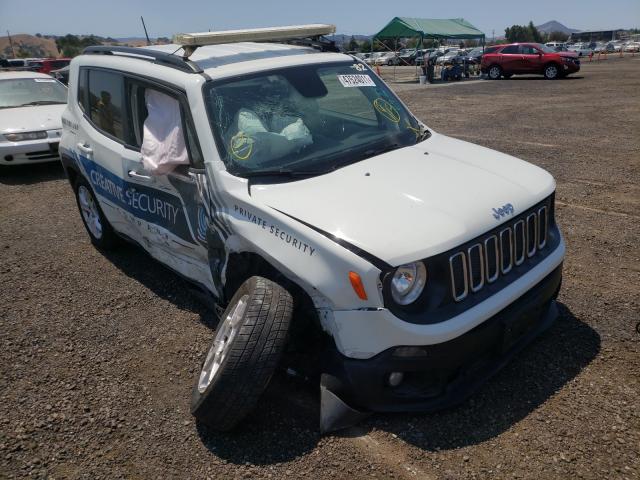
[544,63,560,80]
[191,276,294,431]
[503,73,513,79]
[488,65,502,80]
[74,176,118,250]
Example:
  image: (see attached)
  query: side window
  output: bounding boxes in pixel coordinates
[501,45,519,54]
[88,69,126,141]
[126,81,204,169]
[77,68,88,113]
[520,45,538,55]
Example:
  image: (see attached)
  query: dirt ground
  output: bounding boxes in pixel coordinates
[1,57,639,479]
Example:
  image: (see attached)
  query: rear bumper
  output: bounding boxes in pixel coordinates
[324,264,562,413]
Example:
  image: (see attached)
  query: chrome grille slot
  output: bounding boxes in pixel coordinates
[449,252,468,301]
[499,228,513,274]
[467,244,484,292]
[484,235,499,283]
[538,206,548,249]
[447,197,553,302]
[526,213,538,257]
[514,220,526,266]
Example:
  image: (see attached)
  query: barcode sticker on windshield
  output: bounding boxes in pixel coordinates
[34,79,56,83]
[337,74,376,87]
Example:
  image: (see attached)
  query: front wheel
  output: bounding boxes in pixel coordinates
[544,63,560,80]
[191,276,294,431]
[488,65,502,80]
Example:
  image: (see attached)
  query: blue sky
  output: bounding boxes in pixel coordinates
[1,0,638,38]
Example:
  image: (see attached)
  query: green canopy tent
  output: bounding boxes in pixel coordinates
[372,17,485,80]
[373,17,485,42]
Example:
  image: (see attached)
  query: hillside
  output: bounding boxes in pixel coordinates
[0,34,59,58]
[0,33,172,59]
[536,20,579,34]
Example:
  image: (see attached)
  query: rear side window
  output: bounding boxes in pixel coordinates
[88,69,126,142]
[77,68,88,113]
[501,45,519,54]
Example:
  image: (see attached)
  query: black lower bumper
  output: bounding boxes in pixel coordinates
[324,265,563,413]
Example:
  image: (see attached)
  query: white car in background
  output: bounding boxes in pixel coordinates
[568,43,593,56]
[374,51,400,66]
[0,71,67,166]
[365,52,384,65]
[623,42,640,52]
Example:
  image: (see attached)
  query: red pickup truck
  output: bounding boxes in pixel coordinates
[481,43,580,80]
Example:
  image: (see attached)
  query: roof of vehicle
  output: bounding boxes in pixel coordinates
[485,42,554,49]
[129,42,351,78]
[0,71,55,80]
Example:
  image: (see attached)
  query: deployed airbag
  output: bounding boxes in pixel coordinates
[141,89,190,175]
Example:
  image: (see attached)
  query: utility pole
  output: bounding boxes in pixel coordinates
[7,30,16,58]
[492,29,495,43]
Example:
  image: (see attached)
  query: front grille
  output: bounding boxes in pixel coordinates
[25,142,59,160]
[449,203,550,302]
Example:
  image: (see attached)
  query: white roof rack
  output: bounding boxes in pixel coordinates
[174,24,336,57]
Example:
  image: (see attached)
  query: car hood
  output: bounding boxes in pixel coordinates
[0,104,65,133]
[250,133,556,266]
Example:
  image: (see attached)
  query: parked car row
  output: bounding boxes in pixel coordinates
[0,57,71,74]
[545,40,640,56]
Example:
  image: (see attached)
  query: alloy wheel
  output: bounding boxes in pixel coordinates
[78,186,103,239]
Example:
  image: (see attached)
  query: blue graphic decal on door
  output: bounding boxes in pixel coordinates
[76,154,196,244]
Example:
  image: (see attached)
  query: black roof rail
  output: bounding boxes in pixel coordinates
[276,36,339,52]
[82,46,203,74]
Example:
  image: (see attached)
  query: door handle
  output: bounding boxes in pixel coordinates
[128,170,153,182]
[77,142,93,155]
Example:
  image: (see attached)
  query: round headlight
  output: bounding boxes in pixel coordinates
[390,262,427,305]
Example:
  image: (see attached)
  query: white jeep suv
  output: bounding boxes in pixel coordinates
[60,25,565,433]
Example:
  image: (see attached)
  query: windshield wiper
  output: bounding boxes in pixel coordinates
[18,101,65,106]
[243,167,335,178]
[362,142,401,158]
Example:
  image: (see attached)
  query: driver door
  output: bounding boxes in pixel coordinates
[124,79,214,290]
[519,45,543,73]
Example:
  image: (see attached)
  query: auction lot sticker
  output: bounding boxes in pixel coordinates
[337,74,376,87]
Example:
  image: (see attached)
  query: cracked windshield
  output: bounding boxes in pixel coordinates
[203,61,427,177]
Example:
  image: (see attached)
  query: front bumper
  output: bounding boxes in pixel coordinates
[562,60,580,74]
[0,130,62,165]
[324,264,562,413]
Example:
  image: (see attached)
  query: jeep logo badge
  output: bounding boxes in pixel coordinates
[492,203,515,220]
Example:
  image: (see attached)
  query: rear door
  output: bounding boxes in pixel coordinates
[498,45,522,73]
[76,67,142,242]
